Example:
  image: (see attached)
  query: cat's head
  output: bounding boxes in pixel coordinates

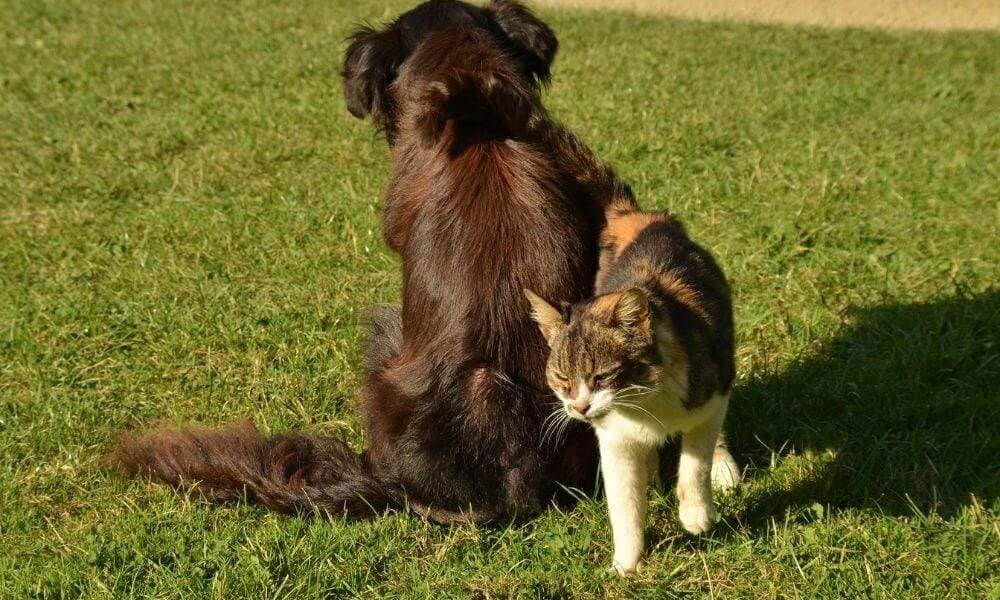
[525,288,661,422]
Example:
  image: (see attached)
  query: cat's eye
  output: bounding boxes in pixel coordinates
[551,371,569,383]
[593,366,621,385]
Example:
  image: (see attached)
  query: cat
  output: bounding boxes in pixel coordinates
[525,208,740,574]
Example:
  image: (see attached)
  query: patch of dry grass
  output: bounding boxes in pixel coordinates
[536,0,1000,31]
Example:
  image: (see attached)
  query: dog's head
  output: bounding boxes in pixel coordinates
[341,0,558,142]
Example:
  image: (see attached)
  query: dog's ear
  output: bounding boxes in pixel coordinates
[341,26,403,124]
[488,0,558,83]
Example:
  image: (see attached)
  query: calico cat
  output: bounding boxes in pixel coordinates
[525,208,740,574]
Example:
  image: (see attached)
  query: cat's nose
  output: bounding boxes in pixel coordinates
[570,398,590,415]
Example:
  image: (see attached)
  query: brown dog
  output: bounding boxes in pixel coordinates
[116,0,636,523]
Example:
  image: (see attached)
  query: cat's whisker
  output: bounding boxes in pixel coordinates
[614,389,649,397]
[540,410,562,448]
[539,411,556,444]
[614,400,667,429]
[542,408,569,449]
[540,407,570,449]
[539,416,556,444]
[542,414,562,449]
[613,390,652,401]
[550,413,570,447]
[618,384,654,395]
[617,383,654,393]
[554,412,575,448]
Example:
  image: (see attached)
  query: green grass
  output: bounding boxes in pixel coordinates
[2,0,998,597]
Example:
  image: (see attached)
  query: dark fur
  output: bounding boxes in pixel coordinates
[116,0,635,523]
[115,420,401,517]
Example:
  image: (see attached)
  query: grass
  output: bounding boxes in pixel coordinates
[1,0,998,597]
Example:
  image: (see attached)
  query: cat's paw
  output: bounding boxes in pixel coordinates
[679,501,715,535]
[711,452,741,492]
[609,558,641,577]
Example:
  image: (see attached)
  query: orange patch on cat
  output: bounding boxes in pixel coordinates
[604,211,672,257]
[590,291,624,321]
[659,275,710,321]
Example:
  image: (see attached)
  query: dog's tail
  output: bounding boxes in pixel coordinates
[113,307,407,519]
[412,33,538,146]
[113,420,401,518]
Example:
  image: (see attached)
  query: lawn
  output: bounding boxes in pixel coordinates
[1,0,998,597]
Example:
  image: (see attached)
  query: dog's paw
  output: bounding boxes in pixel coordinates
[679,501,715,535]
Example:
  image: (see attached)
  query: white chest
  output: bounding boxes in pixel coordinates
[594,388,726,449]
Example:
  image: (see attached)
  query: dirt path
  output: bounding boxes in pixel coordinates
[537,0,1000,31]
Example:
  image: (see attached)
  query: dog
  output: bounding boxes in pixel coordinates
[116,0,636,523]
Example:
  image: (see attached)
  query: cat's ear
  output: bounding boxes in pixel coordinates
[524,289,566,344]
[613,288,650,330]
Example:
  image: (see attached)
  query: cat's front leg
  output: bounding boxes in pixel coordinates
[677,396,728,535]
[598,433,650,575]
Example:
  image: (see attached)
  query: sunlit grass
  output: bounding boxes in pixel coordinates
[1,0,997,596]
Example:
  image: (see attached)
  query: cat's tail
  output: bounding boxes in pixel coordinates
[113,420,401,518]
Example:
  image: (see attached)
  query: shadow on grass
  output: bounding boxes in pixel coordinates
[727,290,999,526]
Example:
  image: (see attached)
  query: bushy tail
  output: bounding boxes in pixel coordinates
[114,308,495,524]
[113,420,400,517]
[113,308,407,518]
